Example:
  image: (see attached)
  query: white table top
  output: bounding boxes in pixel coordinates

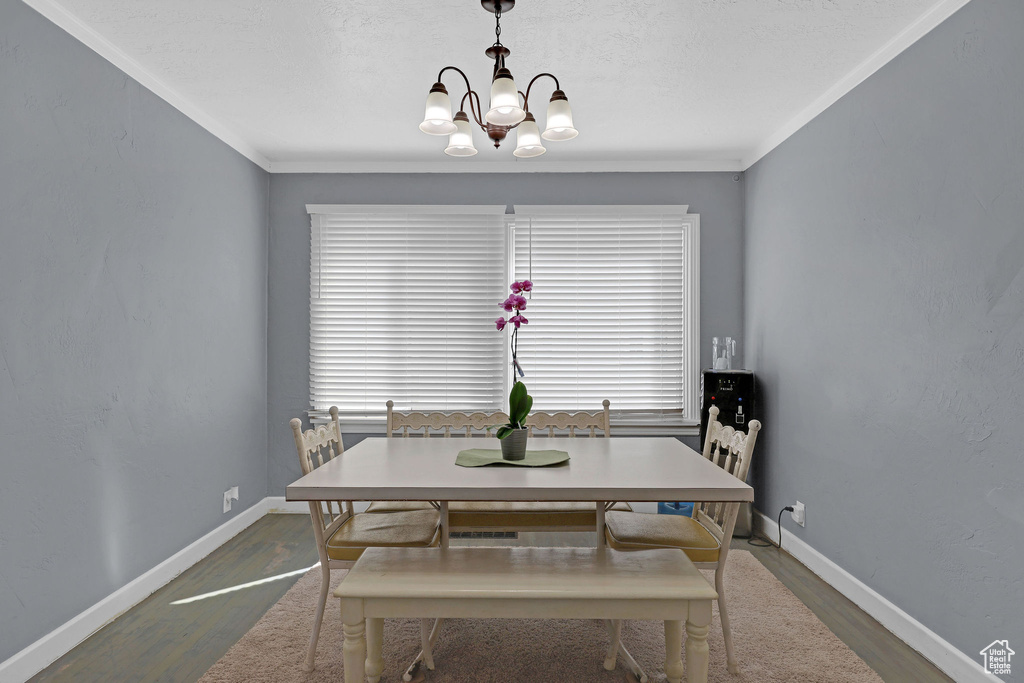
[286,437,752,503]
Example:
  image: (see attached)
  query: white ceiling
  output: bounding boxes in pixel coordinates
[36,0,961,171]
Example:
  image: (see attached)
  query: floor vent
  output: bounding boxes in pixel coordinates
[448,531,519,539]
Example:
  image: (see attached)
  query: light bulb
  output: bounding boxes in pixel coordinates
[486,68,526,126]
[444,111,479,157]
[419,82,457,135]
[513,112,546,158]
[542,90,578,141]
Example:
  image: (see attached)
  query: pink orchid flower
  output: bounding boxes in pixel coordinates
[521,280,533,292]
[495,317,507,331]
[500,298,516,312]
[510,281,524,294]
[510,294,527,310]
[509,314,529,328]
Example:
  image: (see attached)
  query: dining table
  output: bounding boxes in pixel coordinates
[285,435,753,546]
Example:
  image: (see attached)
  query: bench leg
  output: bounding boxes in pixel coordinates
[684,600,712,683]
[365,618,384,683]
[340,599,366,683]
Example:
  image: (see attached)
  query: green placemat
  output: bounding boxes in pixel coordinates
[456,448,570,467]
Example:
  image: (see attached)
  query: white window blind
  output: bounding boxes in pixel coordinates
[307,205,508,417]
[511,206,699,423]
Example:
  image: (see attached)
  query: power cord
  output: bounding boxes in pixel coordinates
[747,505,794,550]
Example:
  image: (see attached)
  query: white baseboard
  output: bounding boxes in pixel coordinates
[754,511,989,683]
[0,499,270,683]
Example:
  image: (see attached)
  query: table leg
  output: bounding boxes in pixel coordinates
[340,599,366,683]
[595,501,606,548]
[684,600,712,683]
[365,617,384,683]
[440,501,450,548]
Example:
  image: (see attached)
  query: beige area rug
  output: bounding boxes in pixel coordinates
[200,550,881,683]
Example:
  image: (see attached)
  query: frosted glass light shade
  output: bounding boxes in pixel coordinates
[513,113,546,158]
[542,90,578,141]
[486,68,526,126]
[444,112,478,157]
[419,83,457,135]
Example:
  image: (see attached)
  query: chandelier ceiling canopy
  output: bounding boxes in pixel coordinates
[419,0,578,158]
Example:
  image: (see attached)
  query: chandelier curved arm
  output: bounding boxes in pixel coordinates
[523,72,561,111]
[437,65,473,91]
[439,65,485,127]
[460,90,486,128]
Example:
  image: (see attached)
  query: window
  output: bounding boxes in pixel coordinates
[307,205,509,420]
[308,205,699,429]
[512,207,699,426]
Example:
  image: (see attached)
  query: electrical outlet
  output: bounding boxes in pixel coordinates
[791,501,806,527]
[223,486,239,514]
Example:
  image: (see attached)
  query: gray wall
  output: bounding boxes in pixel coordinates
[0,0,269,662]
[744,0,1023,662]
[268,173,744,492]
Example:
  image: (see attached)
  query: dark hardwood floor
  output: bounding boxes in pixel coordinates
[29,514,952,683]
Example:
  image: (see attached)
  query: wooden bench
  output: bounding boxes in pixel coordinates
[334,546,718,683]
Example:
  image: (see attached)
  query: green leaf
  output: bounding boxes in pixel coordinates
[496,425,513,439]
[514,394,533,426]
[509,381,527,415]
[505,381,532,429]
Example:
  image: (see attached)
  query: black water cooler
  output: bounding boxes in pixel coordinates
[700,369,757,537]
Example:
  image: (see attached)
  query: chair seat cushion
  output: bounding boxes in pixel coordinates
[604,511,721,563]
[449,501,632,529]
[365,501,438,513]
[326,509,440,561]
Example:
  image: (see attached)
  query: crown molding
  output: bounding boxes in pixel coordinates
[742,0,974,170]
[266,159,744,174]
[21,0,272,172]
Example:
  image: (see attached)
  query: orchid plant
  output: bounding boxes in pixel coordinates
[495,280,533,439]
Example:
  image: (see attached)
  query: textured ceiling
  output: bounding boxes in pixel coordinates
[47,0,942,168]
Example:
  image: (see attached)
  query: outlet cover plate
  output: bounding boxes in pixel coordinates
[791,501,806,527]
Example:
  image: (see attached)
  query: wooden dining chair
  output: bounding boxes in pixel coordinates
[603,405,761,674]
[375,400,631,531]
[290,407,441,672]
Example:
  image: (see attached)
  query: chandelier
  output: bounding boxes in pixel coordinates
[418,0,578,158]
